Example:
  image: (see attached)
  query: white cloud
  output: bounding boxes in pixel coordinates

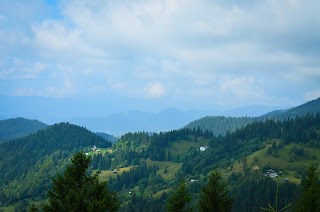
[33,20,80,50]
[15,79,75,98]
[1,0,320,107]
[0,59,46,79]
[220,77,263,99]
[144,82,165,98]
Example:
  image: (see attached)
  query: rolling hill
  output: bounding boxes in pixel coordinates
[0,117,48,142]
[0,122,112,208]
[262,97,320,119]
[1,99,320,211]
[184,97,320,135]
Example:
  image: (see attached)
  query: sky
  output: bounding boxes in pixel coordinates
[1,0,320,112]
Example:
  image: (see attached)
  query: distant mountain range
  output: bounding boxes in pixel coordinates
[0,95,291,135]
[70,105,292,135]
[3,95,319,136]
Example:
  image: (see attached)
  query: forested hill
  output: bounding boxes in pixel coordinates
[0,117,47,142]
[0,122,112,207]
[184,97,320,134]
[262,97,320,119]
[184,116,253,136]
[2,114,320,211]
[96,132,118,142]
[91,113,320,211]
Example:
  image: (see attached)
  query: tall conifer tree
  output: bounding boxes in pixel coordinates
[167,180,191,212]
[42,152,119,212]
[295,163,320,212]
[199,171,233,212]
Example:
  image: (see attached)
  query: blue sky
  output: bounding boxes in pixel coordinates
[1,0,320,112]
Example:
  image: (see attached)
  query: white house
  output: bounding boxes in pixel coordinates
[200,146,206,151]
[269,173,278,178]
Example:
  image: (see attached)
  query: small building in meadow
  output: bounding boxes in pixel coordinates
[269,173,278,178]
[200,146,206,151]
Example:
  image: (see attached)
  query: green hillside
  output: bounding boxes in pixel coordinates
[263,97,320,119]
[1,113,320,211]
[0,122,112,209]
[184,97,320,136]
[0,117,47,142]
[88,114,320,211]
[223,140,320,184]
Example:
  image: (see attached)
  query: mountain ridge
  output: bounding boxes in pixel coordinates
[0,117,48,142]
[185,97,320,135]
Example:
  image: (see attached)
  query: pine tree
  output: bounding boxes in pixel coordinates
[42,152,119,212]
[28,204,38,212]
[167,180,191,212]
[295,163,320,212]
[199,171,233,212]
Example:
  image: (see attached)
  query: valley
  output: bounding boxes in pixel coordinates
[0,98,320,211]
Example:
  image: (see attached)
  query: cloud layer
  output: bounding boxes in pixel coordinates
[1,0,320,109]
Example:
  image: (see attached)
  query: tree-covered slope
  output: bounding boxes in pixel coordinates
[0,122,112,207]
[184,97,320,135]
[184,116,253,136]
[263,97,320,119]
[0,117,47,142]
[95,132,118,143]
[2,113,320,211]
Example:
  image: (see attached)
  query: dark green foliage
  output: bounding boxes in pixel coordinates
[0,122,112,206]
[123,192,167,212]
[42,152,119,212]
[231,177,298,212]
[199,171,233,212]
[294,164,320,212]
[28,204,38,212]
[14,200,28,212]
[0,117,47,142]
[167,180,191,212]
[108,161,161,192]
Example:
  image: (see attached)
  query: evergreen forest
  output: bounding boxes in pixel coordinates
[0,99,320,211]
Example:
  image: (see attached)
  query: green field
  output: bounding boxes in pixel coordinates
[98,166,136,182]
[146,159,182,180]
[223,139,320,184]
[167,138,208,156]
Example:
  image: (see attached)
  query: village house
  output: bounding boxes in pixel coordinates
[200,146,206,151]
[265,169,279,178]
